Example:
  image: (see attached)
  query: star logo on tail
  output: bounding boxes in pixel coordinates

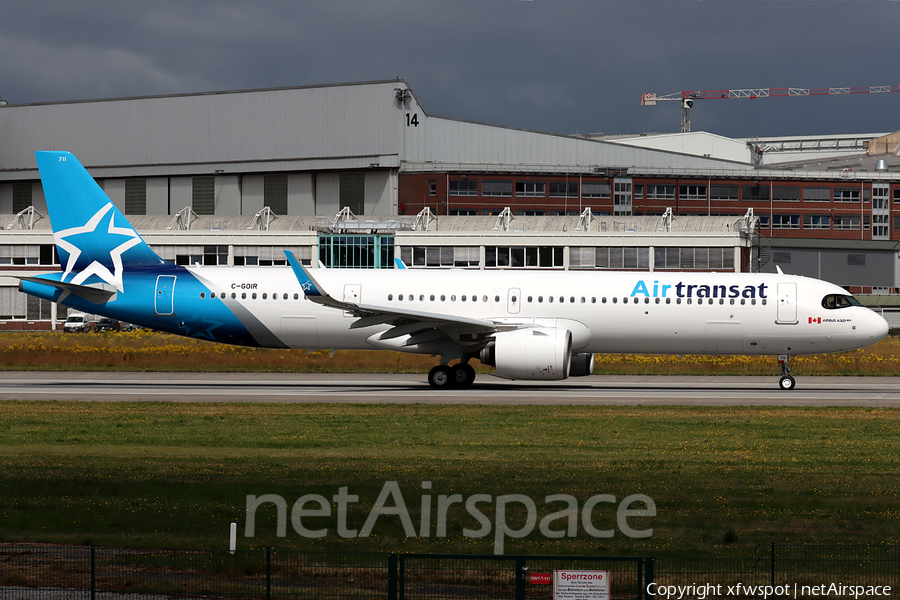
[55,203,142,293]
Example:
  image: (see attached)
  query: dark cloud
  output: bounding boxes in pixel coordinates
[2,1,898,137]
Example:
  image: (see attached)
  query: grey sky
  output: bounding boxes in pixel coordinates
[2,1,899,138]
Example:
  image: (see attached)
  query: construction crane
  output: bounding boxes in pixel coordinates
[641,85,900,133]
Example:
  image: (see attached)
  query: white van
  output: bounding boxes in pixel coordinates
[63,313,91,333]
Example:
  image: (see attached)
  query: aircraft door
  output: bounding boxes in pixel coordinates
[155,275,176,316]
[507,288,521,314]
[776,282,798,324]
[343,284,361,317]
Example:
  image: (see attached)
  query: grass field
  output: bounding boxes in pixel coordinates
[0,330,898,376]
[1,401,899,557]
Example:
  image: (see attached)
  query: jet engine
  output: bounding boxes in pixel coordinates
[569,352,595,377]
[479,327,572,380]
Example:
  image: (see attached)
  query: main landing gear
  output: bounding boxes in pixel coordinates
[428,362,476,389]
[777,354,795,390]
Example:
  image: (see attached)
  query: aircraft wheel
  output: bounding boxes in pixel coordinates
[428,365,454,389]
[778,375,796,391]
[452,364,476,388]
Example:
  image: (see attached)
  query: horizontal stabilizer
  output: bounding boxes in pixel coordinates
[18,276,117,304]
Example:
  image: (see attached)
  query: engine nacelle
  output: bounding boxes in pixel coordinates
[569,352,595,377]
[480,327,572,380]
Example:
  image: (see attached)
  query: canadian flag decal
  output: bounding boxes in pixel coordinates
[808,317,822,324]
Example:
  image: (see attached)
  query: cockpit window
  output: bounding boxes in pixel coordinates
[821,294,861,309]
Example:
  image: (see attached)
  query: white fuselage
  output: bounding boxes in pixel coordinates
[190,267,889,356]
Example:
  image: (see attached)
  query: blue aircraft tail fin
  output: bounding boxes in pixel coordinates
[35,151,167,291]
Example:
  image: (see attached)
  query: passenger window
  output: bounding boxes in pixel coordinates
[242,293,247,300]
[528,296,533,303]
[440,295,445,301]
[655,298,660,304]
[495,295,500,303]
[676,298,681,305]
[612,297,617,304]
[538,296,543,303]
[740,299,745,305]
[420,295,425,302]
[388,294,393,301]
[570,297,575,303]
[462,295,467,301]
[200,292,205,299]
[262,293,267,300]
[398,294,403,301]
[549,296,554,303]
[644,298,650,304]
[559,297,564,303]
[591,297,596,303]
[751,299,756,305]
[666,298,671,304]
[430,295,435,301]
[483,295,489,302]
[451,295,456,301]
[472,295,477,302]
[252,293,257,300]
[231,293,236,299]
[687,298,692,305]
[761,299,766,306]
[294,293,299,300]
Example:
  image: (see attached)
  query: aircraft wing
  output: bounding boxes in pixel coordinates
[284,252,507,339]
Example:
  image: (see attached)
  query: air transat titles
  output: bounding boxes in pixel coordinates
[630,280,768,299]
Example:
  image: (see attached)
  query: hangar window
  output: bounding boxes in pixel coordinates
[772,215,800,229]
[833,215,860,230]
[482,181,512,197]
[449,180,478,196]
[125,179,147,215]
[803,215,830,230]
[582,182,612,198]
[847,254,866,266]
[587,247,649,270]
[894,215,900,230]
[803,187,831,202]
[647,184,675,200]
[516,182,545,197]
[773,186,801,202]
[654,247,734,271]
[679,185,707,200]
[834,187,861,202]
[400,246,479,268]
[549,182,578,198]
[192,176,215,215]
[12,182,32,213]
[429,180,437,196]
[340,172,365,213]
[264,174,288,214]
[710,185,738,201]
[485,246,562,268]
[320,235,394,269]
[742,185,769,202]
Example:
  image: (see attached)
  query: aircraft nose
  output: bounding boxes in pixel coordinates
[867,310,890,343]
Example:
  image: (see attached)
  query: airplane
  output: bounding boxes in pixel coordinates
[19,151,890,391]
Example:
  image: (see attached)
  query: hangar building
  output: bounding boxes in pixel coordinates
[0,80,896,328]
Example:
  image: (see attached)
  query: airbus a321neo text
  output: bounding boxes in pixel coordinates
[20,152,889,391]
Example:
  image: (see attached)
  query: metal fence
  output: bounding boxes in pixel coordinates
[0,544,898,600]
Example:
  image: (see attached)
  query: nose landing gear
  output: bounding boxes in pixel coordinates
[777,354,795,390]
